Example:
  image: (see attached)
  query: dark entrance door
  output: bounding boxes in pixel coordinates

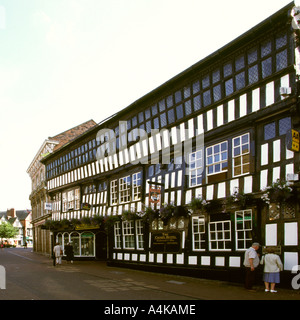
[96,231,107,260]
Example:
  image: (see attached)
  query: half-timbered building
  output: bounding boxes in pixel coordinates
[40,2,300,285]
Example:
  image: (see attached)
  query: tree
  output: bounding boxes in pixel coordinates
[0,222,19,241]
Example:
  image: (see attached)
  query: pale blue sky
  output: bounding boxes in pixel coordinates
[0,0,292,210]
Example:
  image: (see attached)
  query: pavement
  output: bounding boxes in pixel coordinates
[1,248,300,301]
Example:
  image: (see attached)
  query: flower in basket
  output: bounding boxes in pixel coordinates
[159,203,176,224]
[189,196,206,213]
[121,210,137,221]
[261,179,294,204]
[203,199,224,214]
[226,190,254,209]
[140,206,159,223]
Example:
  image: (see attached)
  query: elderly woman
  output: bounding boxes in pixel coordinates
[261,247,283,293]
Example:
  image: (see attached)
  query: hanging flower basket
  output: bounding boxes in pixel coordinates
[203,199,224,215]
[121,210,138,221]
[44,219,62,230]
[189,197,206,214]
[104,215,121,230]
[159,203,176,225]
[226,191,254,210]
[261,179,296,205]
[140,206,160,223]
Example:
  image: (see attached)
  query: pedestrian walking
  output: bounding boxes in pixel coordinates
[260,247,283,293]
[64,242,74,264]
[53,242,63,266]
[243,242,260,291]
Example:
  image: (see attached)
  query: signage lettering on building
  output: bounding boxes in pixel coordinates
[150,232,181,253]
[81,203,91,210]
[44,203,52,210]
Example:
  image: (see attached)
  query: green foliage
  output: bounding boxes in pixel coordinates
[0,222,19,239]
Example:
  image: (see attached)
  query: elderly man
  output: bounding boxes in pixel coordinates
[243,242,260,291]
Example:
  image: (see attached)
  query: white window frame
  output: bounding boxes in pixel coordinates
[119,175,131,204]
[206,141,228,176]
[122,220,135,249]
[235,209,253,251]
[132,172,141,201]
[114,221,121,249]
[192,216,206,251]
[110,172,142,206]
[110,179,118,205]
[232,133,250,177]
[135,220,144,250]
[62,188,80,212]
[209,220,231,251]
[189,150,203,187]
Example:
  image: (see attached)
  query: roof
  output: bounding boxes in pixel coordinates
[15,210,32,221]
[0,210,31,221]
[49,119,97,152]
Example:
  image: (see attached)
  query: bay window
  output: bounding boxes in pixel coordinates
[110,172,142,205]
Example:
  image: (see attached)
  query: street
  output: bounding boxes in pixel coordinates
[0,248,300,303]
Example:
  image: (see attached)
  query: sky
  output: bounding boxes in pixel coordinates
[0,0,294,210]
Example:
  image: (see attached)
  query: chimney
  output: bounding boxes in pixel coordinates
[7,208,15,219]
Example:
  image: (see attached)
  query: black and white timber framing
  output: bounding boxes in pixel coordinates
[40,2,300,286]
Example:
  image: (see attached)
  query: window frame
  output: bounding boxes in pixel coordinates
[209,220,232,251]
[62,187,80,212]
[114,221,121,249]
[235,209,253,251]
[206,141,228,177]
[189,149,204,187]
[192,216,206,251]
[110,172,142,206]
[122,220,135,249]
[135,220,144,250]
[232,133,251,177]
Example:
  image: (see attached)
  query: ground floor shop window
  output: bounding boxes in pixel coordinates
[209,220,231,251]
[56,231,95,257]
[192,216,205,251]
[70,232,80,255]
[113,220,144,250]
[114,222,121,249]
[235,209,252,250]
[81,232,95,256]
[122,221,135,249]
[136,220,144,249]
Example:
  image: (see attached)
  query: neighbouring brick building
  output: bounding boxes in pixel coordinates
[37,2,300,286]
[27,120,97,256]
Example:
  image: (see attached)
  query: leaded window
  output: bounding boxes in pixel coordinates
[235,210,253,250]
[122,221,135,249]
[206,142,228,176]
[136,220,144,250]
[119,175,131,204]
[192,216,206,251]
[232,133,250,177]
[209,220,231,251]
[189,150,203,187]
